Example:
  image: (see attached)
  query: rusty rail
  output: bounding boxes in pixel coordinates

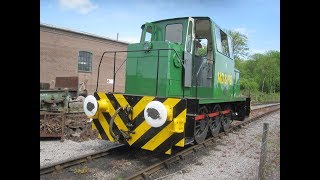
[40,144,124,175]
[40,103,279,176]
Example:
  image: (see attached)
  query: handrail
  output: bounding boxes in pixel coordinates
[194,57,207,99]
[95,49,184,97]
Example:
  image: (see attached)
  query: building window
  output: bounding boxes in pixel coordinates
[78,51,92,72]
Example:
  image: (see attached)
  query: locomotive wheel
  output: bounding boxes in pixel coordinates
[194,106,209,144]
[208,105,222,137]
[221,105,232,132]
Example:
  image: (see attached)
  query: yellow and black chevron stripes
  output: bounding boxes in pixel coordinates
[128,98,185,148]
[92,93,121,142]
[91,92,187,154]
[141,109,186,153]
[92,120,102,139]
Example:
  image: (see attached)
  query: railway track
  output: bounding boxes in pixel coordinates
[40,144,124,175]
[252,102,279,106]
[40,103,279,177]
[124,103,280,180]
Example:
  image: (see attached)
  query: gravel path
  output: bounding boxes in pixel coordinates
[153,109,280,180]
[40,139,119,167]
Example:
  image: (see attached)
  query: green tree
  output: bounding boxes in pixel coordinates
[240,78,259,92]
[235,50,280,95]
[246,51,280,93]
[198,46,207,57]
[225,30,250,60]
[197,30,249,60]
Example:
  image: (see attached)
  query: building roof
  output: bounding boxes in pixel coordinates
[40,23,130,45]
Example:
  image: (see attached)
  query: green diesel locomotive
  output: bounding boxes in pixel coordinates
[83,17,250,154]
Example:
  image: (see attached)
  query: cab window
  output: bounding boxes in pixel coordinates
[215,26,233,58]
[165,24,183,43]
[145,26,152,42]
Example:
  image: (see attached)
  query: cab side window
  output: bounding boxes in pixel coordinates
[165,24,183,44]
[215,26,233,59]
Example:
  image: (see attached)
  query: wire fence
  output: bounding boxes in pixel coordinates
[256,123,280,180]
[230,122,280,180]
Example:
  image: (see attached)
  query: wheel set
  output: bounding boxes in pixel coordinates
[194,104,232,144]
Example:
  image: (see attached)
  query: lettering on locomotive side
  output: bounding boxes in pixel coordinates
[217,72,232,85]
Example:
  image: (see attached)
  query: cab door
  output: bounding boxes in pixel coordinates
[183,17,195,87]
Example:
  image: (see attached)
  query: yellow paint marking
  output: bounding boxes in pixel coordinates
[92,122,97,130]
[132,96,155,120]
[99,112,115,141]
[127,121,151,145]
[142,121,174,150]
[92,123,102,139]
[217,72,233,85]
[175,138,185,147]
[114,94,129,108]
[129,98,181,146]
[172,109,187,133]
[142,109,186,151]
[98,93,128,132]
[97,92,106,99]
[165,149,172,155]
[162,98,181,107]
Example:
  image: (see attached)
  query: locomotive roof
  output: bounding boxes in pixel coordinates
[141,16,229,37]
[151,16,211,23]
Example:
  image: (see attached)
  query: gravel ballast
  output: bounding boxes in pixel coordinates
[40,104,280,179]
[40,139,119,167]
[152,109,280,180]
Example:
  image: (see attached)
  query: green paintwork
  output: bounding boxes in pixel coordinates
[125,41,184,97]
[124,17,246,104]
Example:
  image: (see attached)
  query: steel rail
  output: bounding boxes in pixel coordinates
[124,104,280,180]
[40,144,124,175]
[40,103,279,176]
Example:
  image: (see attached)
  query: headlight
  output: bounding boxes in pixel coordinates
[144,101,167,127]
[83,95,98,117]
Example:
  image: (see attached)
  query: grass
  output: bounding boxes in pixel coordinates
[71,166,90,174]
[255,134,262,142]
[241,90,280,103]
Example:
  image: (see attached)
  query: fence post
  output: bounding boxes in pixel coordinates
[258,123,269,180]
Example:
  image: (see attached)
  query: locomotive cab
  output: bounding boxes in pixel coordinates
[126,17,215,98]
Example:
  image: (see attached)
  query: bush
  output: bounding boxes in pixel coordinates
[240,90,280,103]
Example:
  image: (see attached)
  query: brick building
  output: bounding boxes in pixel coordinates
[40,23,129,94]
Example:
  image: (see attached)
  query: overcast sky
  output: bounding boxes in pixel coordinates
[40,0,280,55]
